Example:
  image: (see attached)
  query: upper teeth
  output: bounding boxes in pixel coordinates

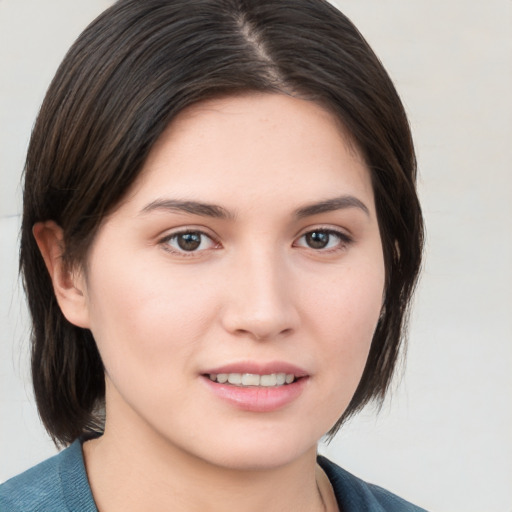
[209,373,295,387]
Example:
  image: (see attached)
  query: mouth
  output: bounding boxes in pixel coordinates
[201,363,308,412]
[207,372,298,387]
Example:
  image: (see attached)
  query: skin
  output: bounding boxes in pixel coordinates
[35,93,385,512]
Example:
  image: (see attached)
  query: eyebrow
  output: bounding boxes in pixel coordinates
[140,199,234,219]
[139,194,369,220]
[294,195,370,218]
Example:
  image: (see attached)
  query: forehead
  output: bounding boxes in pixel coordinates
[124,93,374,216]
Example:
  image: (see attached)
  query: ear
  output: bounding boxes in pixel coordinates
[32,221,90,329]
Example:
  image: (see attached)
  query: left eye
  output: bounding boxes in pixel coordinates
[295,230,349,250]
[163,231,217,253]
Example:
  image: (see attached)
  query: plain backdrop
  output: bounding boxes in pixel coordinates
[1,1,511,511]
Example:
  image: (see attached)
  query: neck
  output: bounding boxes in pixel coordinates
[83,421,329,512]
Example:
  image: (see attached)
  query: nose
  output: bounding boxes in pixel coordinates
[220,247,300,341]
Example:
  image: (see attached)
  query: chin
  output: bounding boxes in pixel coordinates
[209,445,316,471]
[181,426,324,472]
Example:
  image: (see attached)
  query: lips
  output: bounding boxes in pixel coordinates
[201,361,309,412]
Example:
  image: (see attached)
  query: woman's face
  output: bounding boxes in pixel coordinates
[78,93,385,469]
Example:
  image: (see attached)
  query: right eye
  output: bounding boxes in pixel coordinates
[161,230,218,254]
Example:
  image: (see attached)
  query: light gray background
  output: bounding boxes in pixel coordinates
[1,1,511,511]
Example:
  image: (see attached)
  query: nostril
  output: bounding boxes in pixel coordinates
[220,285,300,340]
[232,326,294,341]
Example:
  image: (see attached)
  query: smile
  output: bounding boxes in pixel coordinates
[208,373,296,387]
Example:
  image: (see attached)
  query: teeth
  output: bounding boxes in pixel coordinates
[242,374,260,386]
[227,373,242,385]
[208,372,296,387]
[260,374,277,386]
[276,373,286,385]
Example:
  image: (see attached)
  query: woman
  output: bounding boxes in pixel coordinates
[0,0,425,510]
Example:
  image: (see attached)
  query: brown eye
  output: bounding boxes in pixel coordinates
[164,231,217,254]
[304,231,330,249]
[177,232,202,251]
[295,229,351,251]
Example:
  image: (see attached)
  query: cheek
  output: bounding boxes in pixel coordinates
[83,254,220,379]
[305,258,385,385]
[309,256,384,335]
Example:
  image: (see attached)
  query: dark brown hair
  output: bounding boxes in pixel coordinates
[20,0,423,446]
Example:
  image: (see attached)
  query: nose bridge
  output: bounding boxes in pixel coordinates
[222,243,298,340]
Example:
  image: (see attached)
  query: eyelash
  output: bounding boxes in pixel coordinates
[160,229,220,256]
[159,227,352,256]
[294,228,353,253]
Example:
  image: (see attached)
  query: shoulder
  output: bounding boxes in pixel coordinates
[0,449,66,512]
[317,455,428,512]
[0,440,97,512]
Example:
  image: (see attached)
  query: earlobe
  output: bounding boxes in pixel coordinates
[32,221,90,329]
